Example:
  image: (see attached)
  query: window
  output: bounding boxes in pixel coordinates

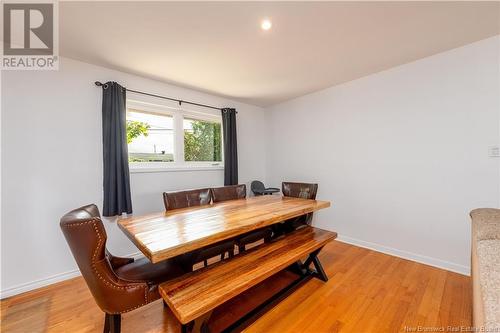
[127,110,174,162]
[126,100,223,171]
[184,118,222,162]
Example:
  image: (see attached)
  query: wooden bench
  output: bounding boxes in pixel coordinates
[159,226,337,333]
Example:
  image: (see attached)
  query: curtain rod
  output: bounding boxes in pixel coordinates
[95,81,225,112]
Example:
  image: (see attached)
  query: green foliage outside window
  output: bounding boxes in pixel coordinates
[126,120,150,144]
[184,120,222,162]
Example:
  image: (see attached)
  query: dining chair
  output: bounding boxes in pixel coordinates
[163,188,235,269]
[163,188,212,210]
[211,184,273,253]
[210,184,247,203]
[60,204,185,333]
[278,182,319,234]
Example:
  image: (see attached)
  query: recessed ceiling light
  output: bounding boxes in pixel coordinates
[261,19,272,31]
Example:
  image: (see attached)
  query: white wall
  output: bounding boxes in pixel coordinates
[266,36,500,275]
[0,57,268,297]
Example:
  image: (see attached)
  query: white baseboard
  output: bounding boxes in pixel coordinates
[0,251,144,299]
[335,235,470,276]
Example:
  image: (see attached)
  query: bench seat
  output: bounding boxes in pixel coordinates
[159,226,337,325]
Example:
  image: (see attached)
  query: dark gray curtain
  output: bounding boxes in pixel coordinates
[101,82,132,216]
[221,108,238,185]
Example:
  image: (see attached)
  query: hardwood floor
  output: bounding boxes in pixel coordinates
[1,241,471,333]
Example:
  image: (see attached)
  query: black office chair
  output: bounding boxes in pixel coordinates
[251,181,280,196]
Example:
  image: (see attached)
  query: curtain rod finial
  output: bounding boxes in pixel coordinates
[95,81,109,89]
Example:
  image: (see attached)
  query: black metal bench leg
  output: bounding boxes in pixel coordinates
[287,260,306,276]
[302,248,319,268]
[312,255,328,282]
[303,248,328,282]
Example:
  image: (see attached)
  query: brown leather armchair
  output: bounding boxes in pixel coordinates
[163,188,235,269]
[60,204,184,333]
[211,184,273,253]
[278,182,319,234]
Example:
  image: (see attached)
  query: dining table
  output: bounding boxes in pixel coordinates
[118,195,331,263]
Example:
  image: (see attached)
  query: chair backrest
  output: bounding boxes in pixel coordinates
[163,188,212,211]
[282,182,318,226]
[60,204,147,313]
[282,182,318,200]
[211,184,247,203]
[251,181,265,193]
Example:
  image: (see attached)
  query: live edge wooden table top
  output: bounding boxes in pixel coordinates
[118,195,330,263]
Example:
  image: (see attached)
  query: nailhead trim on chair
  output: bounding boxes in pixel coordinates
[62,218,149,314]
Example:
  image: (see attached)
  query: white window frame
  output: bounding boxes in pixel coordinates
[127,99,224,173]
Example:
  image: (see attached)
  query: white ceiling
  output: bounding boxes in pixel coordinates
[60,2,500,107]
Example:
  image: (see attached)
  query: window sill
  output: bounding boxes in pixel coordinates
[130,165,224,174]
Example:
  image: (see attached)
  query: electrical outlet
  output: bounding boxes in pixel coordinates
[489,145,500,157]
